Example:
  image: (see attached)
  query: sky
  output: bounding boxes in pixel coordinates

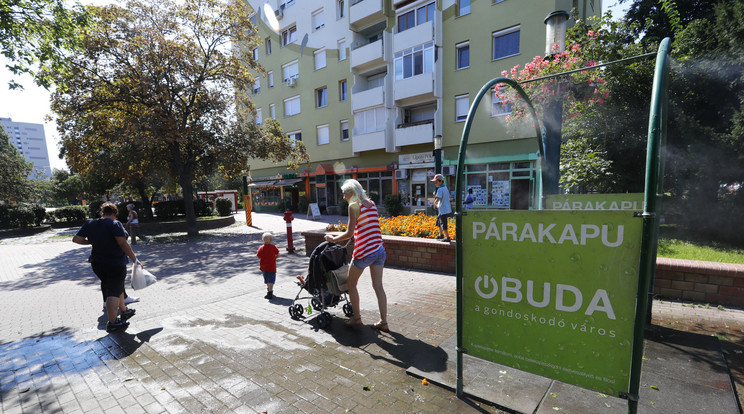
[0,1,629,172]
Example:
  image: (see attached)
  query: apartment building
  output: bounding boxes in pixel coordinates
[244,0,601,213]
[1,117,52,180]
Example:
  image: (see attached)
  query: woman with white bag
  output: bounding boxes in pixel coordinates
[73,202,142,332]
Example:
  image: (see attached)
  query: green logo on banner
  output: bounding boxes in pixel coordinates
[462,210,643,395]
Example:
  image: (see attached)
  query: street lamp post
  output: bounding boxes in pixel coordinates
[542,10,570,196]
[433,134,443,175]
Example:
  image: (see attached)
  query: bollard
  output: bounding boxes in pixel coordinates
[283,209,295,253]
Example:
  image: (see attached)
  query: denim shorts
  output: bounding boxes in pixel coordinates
[262,271,276,284]
[352,246,386,270]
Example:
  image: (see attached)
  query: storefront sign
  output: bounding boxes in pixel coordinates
[399,152,435,165]
[545,194,644,211]
[462,210,642,395]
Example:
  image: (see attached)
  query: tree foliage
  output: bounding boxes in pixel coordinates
[0,126,36,201]
[0,0,90,89]
[51,0,308,235]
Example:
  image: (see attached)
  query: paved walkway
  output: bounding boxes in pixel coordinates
[1,212,743,413]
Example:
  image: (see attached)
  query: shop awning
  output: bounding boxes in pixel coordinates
[248,180,277,188]
[274,178,302,187]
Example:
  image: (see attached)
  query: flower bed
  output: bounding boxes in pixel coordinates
[326,212,456,239]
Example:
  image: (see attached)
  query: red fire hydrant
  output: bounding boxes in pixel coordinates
[283,210,295,253]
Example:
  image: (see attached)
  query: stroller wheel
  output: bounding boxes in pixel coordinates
[311,297,322,311]
[317,312,332,329]
[343,303,353,317]
[288,306,297,319]
[293,304,304,317]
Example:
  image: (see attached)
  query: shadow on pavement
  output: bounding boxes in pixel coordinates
[1,234,309,292]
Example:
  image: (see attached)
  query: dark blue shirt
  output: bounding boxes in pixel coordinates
[76,218,130,266]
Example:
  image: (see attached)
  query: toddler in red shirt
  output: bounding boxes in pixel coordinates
[256,232,280,299]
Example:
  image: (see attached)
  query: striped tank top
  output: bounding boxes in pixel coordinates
[353,201,383,260]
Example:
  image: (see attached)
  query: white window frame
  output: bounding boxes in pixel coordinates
[282,60,299,82]
[457,0,470,16]
[253,79,260,94]
[338,38,347,61]
[287,130,302,146]
[284,95,301,117]
[394,42,435,81]
[316,86,328,108]
[339,79,347,101]
[311,8,325,31]
[256,108,262,125]
[268,71,274,88]
[265,38,272,55]
[252,48,259,61]
[337,0,345,19]
[455,94,469,122]
[269,104,276,119]
[314,48,327,70]
[340,120,349,141]
[492,25,520,61]
[317,124,330,145]
[282,25,297,47]
[456,41,470,70]
[353,106,386,135]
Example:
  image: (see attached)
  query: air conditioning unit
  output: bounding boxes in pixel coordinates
[285,77,296,87]
[394,169,407,179]
[275,8,283,19]
[442,165,456,175]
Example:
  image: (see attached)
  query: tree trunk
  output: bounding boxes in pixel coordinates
[179,167,198,236]
[136,183,153,220]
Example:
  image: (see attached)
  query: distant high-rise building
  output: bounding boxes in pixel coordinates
[0,117,52,180]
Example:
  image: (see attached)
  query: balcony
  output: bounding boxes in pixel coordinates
[351,86,383,112]
[352,130,385,153]
[393,20,434,54]
[350,39,384,72]
[350,0,384,29]
[394,120,434,147]
[394,72,434,103]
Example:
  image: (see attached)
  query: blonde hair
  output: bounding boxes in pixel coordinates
[340,179,369,204]
[261,232,273,243]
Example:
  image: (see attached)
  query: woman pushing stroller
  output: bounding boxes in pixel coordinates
[324,179,389,332]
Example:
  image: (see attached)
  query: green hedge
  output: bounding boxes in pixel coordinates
[153,199,213,220]
[53,206,87,222]
[215,197,233,216]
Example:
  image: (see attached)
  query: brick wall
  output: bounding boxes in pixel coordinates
[303,231,744,308]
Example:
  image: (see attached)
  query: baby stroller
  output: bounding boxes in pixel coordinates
[289,241,354,329]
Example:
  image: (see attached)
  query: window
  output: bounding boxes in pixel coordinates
[253,79,260,94]
[317,124,329,145]
[252,48,259,61]
[282,60,299,82]
[282,25,297,47]
[397,2,435,33]
[265,38,272,55]
[284,95,301,116]
[455,94,469,122]
[354,107,386,134]
[368,73,385,88]
[394,42,434,80]
[491,88,513,116]
[456,41,470,69]
[340,120,349,141]
[337,0,345,19]
[268,71,274,88]
[287,130,302,145]
[457,0,470,16]
[314,48,327,70]
[492,26,520,60]
[269,104,276,119]
[338,39,347,61]
[311,8,325,31]
[279,0,295,10]
[316,87,328,108]
[256,108,263,125]
[339,80,347,101]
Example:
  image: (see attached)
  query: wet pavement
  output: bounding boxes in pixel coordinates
[1,211,743,413]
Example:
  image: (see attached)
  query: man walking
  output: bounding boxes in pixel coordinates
[431,174,452,242]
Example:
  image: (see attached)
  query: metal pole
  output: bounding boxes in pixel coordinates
[455,77,543,398]
[542,95,563,195]
[627,37,670,414]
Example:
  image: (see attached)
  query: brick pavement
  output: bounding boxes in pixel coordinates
[2,212,744,413]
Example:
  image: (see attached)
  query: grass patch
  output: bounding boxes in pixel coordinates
[657,237,744,264]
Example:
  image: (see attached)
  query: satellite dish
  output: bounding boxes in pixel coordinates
[263,2,280,33]
[300,34,309,57]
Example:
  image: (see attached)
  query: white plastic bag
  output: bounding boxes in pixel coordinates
[131,262,157,290]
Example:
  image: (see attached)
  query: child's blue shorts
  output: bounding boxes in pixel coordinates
[262,271,276,284]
